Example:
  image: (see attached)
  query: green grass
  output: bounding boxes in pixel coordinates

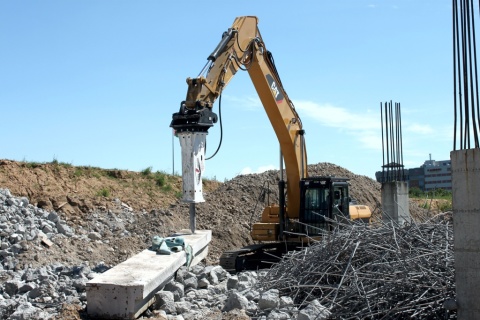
[96,188,110,197]
[411,187,453,212]
[105,169,120,179]
[409,187,452,200]
[141,166,153,176]
[24,162,42,169]
[73,168,84,177]
[438,201,453,212]
[154,172,166,187]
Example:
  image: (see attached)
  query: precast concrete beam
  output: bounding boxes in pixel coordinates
[86,230,211,319]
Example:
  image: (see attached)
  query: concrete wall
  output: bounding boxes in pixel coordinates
[381,181,411,225]
[451,149,480,319]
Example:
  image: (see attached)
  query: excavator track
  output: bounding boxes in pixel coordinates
[219,243,302,273]
[220,244,267,273]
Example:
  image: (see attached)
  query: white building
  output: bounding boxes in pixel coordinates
[423,159,452,191]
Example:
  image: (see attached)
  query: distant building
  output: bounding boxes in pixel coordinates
[375,157,451,191]
[423,159,452,191]
[408,167,425,190]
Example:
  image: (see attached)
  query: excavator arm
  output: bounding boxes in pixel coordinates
[171,16,307,233]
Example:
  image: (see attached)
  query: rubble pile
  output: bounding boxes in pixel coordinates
[0,189,316,320]
[0,188,111,319]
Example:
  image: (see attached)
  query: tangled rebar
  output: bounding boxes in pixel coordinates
[257,214,456,319]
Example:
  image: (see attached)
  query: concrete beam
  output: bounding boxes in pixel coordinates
[86,230,211,319]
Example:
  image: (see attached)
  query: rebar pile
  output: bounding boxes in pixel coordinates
[257,214,456,319]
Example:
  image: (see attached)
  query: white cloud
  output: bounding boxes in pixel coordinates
[406,123,434,135]
[223,94,261,111]
[295,100,381,150]
[295,101,378,130]
[294,100,445,153]
[240,164,277,175]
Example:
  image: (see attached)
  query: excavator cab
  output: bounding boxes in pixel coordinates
[299,177,350,236]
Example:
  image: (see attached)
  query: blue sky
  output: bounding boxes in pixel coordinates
[1,1,455,181]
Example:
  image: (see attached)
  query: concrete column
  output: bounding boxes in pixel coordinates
[381,181,411,225]
[451,149,480,319]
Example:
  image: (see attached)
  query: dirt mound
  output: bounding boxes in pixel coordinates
[0,159,427,266]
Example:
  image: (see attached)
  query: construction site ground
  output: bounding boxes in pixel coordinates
[0,159,438,318]
[0,159,435,268]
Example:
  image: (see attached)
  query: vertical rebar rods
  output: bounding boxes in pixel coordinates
[380,101,405,182]
[453,0,480,150]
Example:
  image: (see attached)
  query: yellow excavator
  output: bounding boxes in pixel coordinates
[170,16,371,272]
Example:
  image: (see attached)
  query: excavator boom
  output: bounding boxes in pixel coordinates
[171,16,307,225]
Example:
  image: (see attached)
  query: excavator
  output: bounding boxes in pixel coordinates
[170,16,372,272]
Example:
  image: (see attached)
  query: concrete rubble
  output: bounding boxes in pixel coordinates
[0,188,326,319]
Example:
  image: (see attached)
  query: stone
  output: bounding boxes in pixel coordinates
[175,300,192,314]
[7,302,50,320]
[226,275,239,290]
[175,266,189,283]
[28,286,44,299]
[41,225,53,234]
[208,271,219,285]
[223,291,249,312]
[19,197,29,208]
[164,281,185,302]
[244,289,259,302]
[18,282,37,294]
[72,279,86,291]
[183,276,198,290]
[211,266,229,281]
[197,277,209,288]
[87,232,102,240]
[56,221,73,236]
[267,310,290,319]
[22,268,38,282]
[258,289,280,310]
[189,264,204,276]
[154,291,176,314]
[4,280,21,296]
[279,296,294,307]
[10,244,23,254]
[47,212,59,223]
[297,299,331,320]
[0,250,13,258]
